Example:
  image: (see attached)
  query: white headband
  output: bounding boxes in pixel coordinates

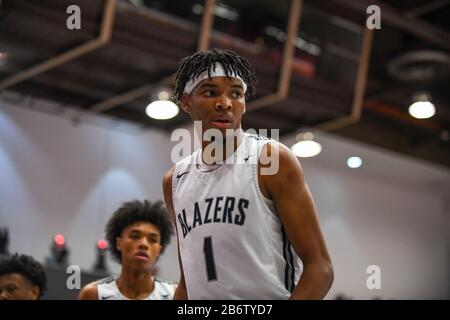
[183,63,247,94]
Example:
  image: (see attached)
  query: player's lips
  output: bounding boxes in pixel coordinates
[210,114,233,128]
[135,251,149,260]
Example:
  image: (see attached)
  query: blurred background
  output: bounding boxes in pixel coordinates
[0,0,449,299]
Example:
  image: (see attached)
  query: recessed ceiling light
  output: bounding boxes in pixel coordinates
[291,132,322,158]
[409,92,436,119]
[347,156,362,168]
[145,100,179,120]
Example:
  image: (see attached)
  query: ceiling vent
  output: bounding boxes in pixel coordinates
[388,50,450,82]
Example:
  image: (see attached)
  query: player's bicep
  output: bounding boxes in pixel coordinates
[266,144,329,263]
[162,166,176,222]
[275,182,325,262]
[163,166,188,299]
[173,245,188,300]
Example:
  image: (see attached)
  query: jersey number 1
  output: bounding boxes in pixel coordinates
[203,236,218,281]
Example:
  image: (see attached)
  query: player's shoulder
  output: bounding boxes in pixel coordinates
[163,149,198,181]
[245,132,272,141]
[258,138,294,163]
[163,165,176,184]
[245,132,286,153]
[78,281,100,300]
[175,149,199,167]
[257,138,303,183]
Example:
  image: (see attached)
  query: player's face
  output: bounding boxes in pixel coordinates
[182,76,246,136]
[117,222,162,271]
[0,273,39,300]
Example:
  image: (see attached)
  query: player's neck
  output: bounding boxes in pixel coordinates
[117,267,154,299]
[201,128,243,164]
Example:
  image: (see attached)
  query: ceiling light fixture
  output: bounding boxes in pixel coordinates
[291,132,322,158]
[408,92,436,119]
[347,156,362,168]
[145,89,179,120]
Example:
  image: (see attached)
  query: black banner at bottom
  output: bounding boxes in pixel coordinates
[0,300,443,318]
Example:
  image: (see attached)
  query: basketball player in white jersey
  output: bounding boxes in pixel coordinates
[78,200,176,300]
[163,49,334,300]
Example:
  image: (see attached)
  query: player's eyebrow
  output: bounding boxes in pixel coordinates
[147,232,160,237]
[199,83,219,89]
[231,84,244,90]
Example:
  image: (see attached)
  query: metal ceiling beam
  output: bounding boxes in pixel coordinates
[0,0,117,90]
[89,0,298,115]
[323,0,450,50]
[318,27,374,131]
[89,73,174,113]
[90,84,154,113]
[88,0,217,114]
[198,0,216,51]
[404,0,450,18]
[364,99,444,131]
[247,0,303,112]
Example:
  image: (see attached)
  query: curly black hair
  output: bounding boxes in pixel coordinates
[173,48,258,105]
[105,200,174,264]
[0,253,47,299]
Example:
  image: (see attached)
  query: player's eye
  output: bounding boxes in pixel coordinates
[231,90,243,99]
[148,237,159,244]
[7,286,16,293]
[203,90,217,97]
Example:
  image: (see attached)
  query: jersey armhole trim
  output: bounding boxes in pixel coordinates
[252,140,277,216]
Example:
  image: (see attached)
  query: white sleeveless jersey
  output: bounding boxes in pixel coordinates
[96,276,175,300]
[172,133,303,300]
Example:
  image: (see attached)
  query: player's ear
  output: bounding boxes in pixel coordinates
[180,94,192,113]
[116,237,122,252]
[30,285,39,300]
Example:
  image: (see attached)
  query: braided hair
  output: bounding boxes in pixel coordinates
[173,49,257,105]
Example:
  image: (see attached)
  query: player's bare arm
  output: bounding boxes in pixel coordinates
[78,282,98,300]
[163,166,188,300]
[259,142,334,299]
